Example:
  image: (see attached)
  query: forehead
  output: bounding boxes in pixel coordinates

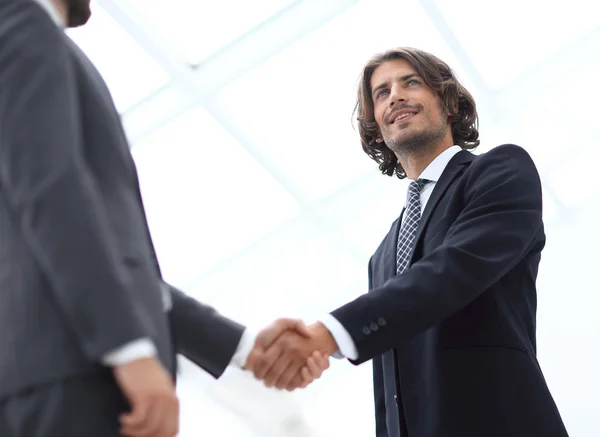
[370,59,417,88]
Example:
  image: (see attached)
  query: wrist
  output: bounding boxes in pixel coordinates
[310,322,338,356]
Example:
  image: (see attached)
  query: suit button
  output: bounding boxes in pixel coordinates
[394,395,398,406]
[370,322,379,331]
[362,326,371,335]
[378,317,386,327]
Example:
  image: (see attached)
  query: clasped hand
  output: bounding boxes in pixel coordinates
[244,318,337,391]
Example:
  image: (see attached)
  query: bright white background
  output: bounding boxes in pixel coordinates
[67,1,600,435]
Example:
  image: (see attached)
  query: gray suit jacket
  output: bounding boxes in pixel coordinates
[0,0,243,400]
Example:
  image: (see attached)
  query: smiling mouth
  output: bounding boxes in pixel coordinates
[391,112,418,124]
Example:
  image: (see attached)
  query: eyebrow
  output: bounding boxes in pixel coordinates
[371,73,420,98]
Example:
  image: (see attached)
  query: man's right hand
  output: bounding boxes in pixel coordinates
[244,319,333,391]
[112,357,179,437]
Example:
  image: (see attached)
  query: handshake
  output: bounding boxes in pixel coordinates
[114,318,339,437]
[243,318,339,391]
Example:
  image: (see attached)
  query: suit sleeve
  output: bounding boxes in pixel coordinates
[168,284,245,378]
[0,2,151,361]
[331,144,544,363]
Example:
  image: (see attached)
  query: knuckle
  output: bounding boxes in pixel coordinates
[286,341,300,355]
[255,353,267,365]
[274,318,286,328]
[279,339,291,352]
[253,361,265,374]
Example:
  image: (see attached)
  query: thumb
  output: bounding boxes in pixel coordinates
[120,397,148,427]
[287,319,311,338]
[257,318,309,349]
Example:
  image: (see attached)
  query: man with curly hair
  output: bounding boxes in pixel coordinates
[250,48,569,437]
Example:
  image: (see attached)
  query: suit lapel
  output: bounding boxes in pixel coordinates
[408,150,474,265]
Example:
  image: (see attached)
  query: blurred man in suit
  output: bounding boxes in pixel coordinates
[246,47,570,437]
[0,1,327,436]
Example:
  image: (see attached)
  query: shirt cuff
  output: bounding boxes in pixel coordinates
[319,314,358,360]
[160,281,173,311]
[230,328,256,369]
[101,338,157,366]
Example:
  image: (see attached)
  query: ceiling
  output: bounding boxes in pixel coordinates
[67,1,600,435]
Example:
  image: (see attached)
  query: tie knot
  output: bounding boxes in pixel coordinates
[408,178,429,196]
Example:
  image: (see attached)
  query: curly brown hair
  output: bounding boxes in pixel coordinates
[354,47,479,178]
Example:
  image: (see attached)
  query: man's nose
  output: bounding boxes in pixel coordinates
[389,84,407,106]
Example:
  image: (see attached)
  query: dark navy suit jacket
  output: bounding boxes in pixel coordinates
[332,145,569,437]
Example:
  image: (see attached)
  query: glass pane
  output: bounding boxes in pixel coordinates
[434,0,600,89]
[131,107,300,287]
[126,0,296,65]
[536,59,600,129]
[549,146,600,207]
[204,232,365,327]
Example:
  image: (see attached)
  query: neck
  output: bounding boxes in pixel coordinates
[49,0,68,25]
[397,138,454,180]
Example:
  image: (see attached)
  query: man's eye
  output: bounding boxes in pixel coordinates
[376,89,389,98]
[407,79,420,86]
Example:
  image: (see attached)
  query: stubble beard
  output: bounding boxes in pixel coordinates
[65,0,92,27]
[385,106,449,159]
[386,121,447,158]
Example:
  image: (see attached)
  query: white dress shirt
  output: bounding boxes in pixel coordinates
[34,0,64,27]
[320,145,463,360]
[32,0,255,369]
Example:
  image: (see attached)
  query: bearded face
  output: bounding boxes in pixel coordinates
[65,0,92,27]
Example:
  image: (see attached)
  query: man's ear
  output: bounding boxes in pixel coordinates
[450,94,460,115]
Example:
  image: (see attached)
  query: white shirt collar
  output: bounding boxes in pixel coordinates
[34,0,66,28]
[416,145,463,183]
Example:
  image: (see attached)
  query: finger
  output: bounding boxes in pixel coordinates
[263,350,294,387]
[312,351,330,372]
[253,342,284,380]
[286,375,308,391]
[143,409,162,437]
[119,401,148,429]
[147,403,172,437]
[305,356,322,379]
[291,354,328,391]
[288,319,311,338]
[120,401,156,437]
[274,358,304,390]
[122,407,160,437]
[255,320,288,349]
[243,345,261,371]
[160,398,180,437]
[298,367,312,388]
[257,318,309,349]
